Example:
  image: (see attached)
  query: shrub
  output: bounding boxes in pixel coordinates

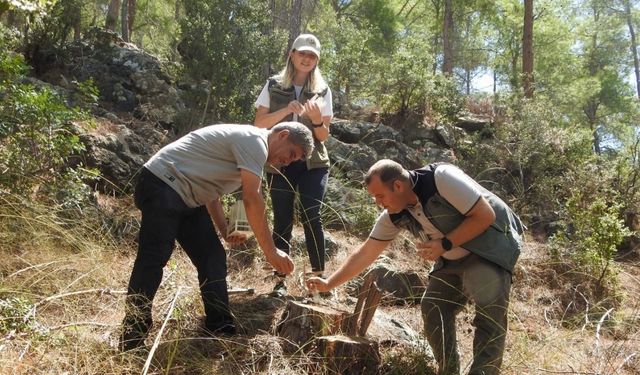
[0,296,38,334]
[550,191,630,289]
[457,97,593,225]
[0,26,96,204]
[369,33,462,123]
[178,0,283,123]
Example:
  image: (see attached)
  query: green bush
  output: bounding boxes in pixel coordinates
[551,191,630,286]
[178,0,284,123]
[457,97,593,223]
[0,26,96,205]
[369,32,462,121]
[0,296,37,334]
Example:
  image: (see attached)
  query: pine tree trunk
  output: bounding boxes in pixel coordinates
[121,0,130,42]
[128,0,137,41]
[442,0,454,76]
[286,0,303,57]
[105,0,120,31]
[522,0,534,98]
[432,0,442,74]
[624,0,640,99]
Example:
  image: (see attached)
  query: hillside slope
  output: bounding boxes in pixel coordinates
[0,197,638,374]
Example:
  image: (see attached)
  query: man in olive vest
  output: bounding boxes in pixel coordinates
[307,159,524,375]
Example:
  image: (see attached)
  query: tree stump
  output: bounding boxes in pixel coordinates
[315,335,380,375]
[276,300,349,352]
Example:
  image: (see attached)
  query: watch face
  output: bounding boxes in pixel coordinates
[442,237,453,250]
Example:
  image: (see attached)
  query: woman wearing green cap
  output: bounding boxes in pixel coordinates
[254,33,333,297]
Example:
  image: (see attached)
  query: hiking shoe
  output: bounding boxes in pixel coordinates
[119,317,151,352]
[119,329,147,352]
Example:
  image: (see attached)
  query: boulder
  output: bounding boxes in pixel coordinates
[362,265,428,305]
[77,119,169,193]
[51,28,185,126]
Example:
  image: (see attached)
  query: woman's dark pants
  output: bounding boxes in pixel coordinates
[268,161,329,273]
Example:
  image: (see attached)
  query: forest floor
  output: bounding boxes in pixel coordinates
[0,194,639,374]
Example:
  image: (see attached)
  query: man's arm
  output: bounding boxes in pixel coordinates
[205,198,248,245]
[306,238,390,292]
[447,196,495,246]
[206,198,228,236]
[417,196,496,261]
[240,169,294,275]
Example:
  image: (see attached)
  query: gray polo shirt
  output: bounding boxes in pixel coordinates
[144,124,269,208]
[369,164,483,260]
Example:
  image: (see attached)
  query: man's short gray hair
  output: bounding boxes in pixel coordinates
[271,121,314,158]
[364,159,410,188]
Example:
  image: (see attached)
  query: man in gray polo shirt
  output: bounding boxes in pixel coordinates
[307,159,524,375]
[120,122,314,351]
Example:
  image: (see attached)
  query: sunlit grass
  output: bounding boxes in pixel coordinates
[0,192,639,374]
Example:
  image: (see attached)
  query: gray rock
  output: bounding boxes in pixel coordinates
[364,265,428,305]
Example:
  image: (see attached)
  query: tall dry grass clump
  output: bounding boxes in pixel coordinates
[0,193,138,373]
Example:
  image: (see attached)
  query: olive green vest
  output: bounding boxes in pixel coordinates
[390,164,524,272]
[267,79,330,172]
[425,192,524,272]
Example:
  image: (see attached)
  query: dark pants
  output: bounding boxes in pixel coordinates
[122,168,232,343]
[421,254,511,375]
[268,161,328,272]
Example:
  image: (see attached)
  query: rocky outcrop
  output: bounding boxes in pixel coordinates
[34,29,475,200]
[75,118,170,193]
[45,28,184,126]
[327,119,456,177]
[362,265,428,305]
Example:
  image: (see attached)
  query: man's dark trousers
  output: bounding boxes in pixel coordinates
[121,168,232,349]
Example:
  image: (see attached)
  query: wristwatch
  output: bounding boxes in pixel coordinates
[441,237,453,251]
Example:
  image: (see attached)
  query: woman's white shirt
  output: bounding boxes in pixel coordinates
[254,80,333,122]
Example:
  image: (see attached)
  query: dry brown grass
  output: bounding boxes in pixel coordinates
[1,195,639,374]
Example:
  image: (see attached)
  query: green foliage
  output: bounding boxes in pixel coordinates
[0,296,37,334]
[611,134,640,213]
[368,32,462,121]
[131,0,182,59]
[352,0,398,52]
[0,83,84,191]
[0,0,49,17]
[21,0,84,52]
[550,190,630,290]
[320,16,376,107]
[0,27,95,204]
[178,0,284,124]
[457,97,593,221]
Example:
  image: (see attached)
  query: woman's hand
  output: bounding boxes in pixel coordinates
[287,100,305,116]
[303,98,323,125]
